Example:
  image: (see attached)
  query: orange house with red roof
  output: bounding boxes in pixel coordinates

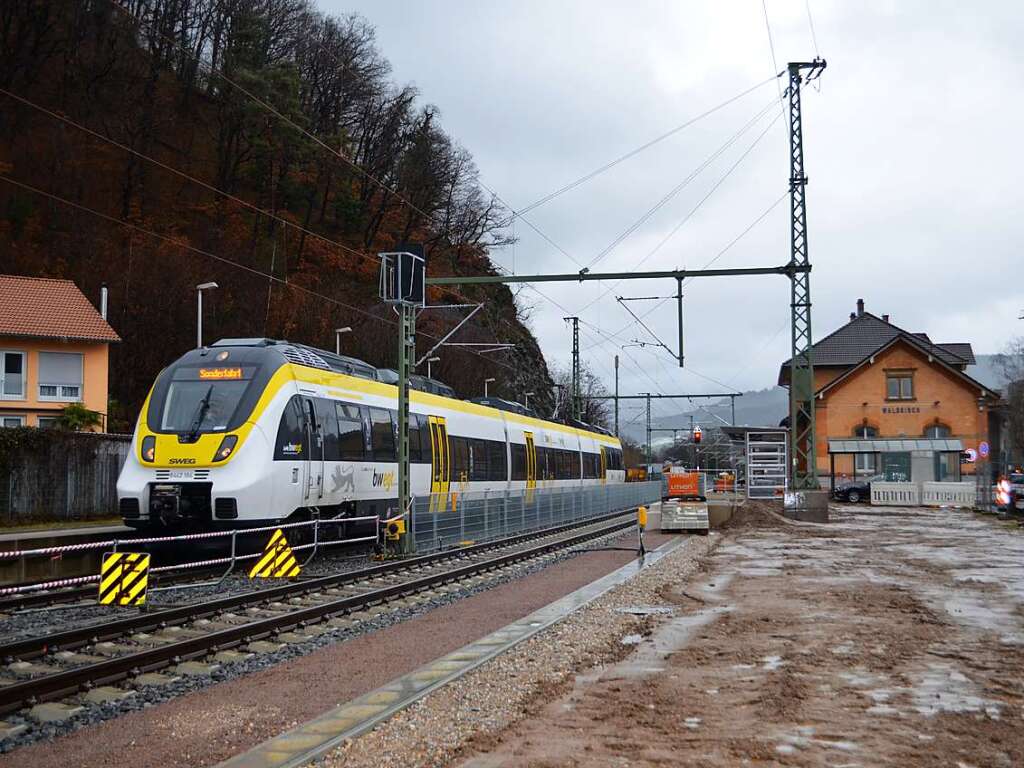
[0,275,120,431]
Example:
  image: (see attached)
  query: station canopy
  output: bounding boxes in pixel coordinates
[827,438,963,454]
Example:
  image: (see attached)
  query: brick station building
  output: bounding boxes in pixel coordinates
[779,299,998,484]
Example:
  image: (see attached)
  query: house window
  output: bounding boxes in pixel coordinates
[854,425,877,474]
[1,351,26,399]
[1,415,25,428]
[885,372,914,400]
[38,352,84,402]
[924,424,950,439]
[37,416,59,429]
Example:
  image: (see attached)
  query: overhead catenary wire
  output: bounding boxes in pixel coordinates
[514,74,782,217]
[0,86,377,268]
[761,0,787,109]
[574,109,786,316]
[0,173,519,373]
[805,0,821,58]
[583,99,782,272]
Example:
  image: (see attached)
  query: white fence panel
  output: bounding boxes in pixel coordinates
[870,482,919,506]
[921,482,976,508]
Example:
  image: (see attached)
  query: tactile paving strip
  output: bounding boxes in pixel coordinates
[217,536,687,768]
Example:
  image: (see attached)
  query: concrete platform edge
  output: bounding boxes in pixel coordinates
[216,535,690,768]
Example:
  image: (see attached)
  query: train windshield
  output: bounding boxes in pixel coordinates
[157,366,258,434]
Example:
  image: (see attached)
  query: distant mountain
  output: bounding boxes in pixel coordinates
[967,354,1007,391]
[620,386,789,445]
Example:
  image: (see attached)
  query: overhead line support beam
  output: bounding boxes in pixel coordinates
[426,264,808,286]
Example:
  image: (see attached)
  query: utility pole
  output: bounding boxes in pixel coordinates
[614,354,619,436]
[644,392,652,470]
[786,58,826,492]
[676,277,684,368]
[730,394,736,426]
[564,316,581,421]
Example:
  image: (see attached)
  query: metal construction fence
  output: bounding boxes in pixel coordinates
[0,431,131,524]
[410,481,662,553]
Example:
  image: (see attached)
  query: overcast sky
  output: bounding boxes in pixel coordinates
[326,0,1023,425]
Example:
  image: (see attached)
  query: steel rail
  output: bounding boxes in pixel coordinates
[0,514,636,714]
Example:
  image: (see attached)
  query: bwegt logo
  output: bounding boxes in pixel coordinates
[372,469,395,491]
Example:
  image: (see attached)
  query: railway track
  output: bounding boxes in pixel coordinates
[0,511,637,717]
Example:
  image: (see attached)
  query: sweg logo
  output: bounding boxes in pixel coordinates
[169,458,197,465]
[371,469,395,491]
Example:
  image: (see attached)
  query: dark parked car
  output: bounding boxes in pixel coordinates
[832,474,884,504]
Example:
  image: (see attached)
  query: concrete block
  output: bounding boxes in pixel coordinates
[173,661,221,677]
[245,640,285,654]
[133,672,180,687]
[213,650,255,664]
[783,490,830,523]
[7,661,54,678]
[83,686,135,705]
[28,702,84,723]
[0,721,26,741]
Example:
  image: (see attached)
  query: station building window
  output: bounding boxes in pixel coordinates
[885,371,914,400]
[854,425,878,474]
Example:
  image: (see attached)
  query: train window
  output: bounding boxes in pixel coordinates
[450,436,470,481]
[318,398,340,460]
[469,439,488,481]
[274,396,306,460]
[407,413,428,463]
[488,440,507,481]
[511,443,527,481]
[335,403,365,461]
[368,407,396,461]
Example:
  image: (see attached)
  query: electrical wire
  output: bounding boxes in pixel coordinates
[584,99,781,271]
[0,173,519,373]
[515,75,781,216]
[575,109,785,315]
[761,0,786,108]
[0,86,377,267]
[805,0,821,58]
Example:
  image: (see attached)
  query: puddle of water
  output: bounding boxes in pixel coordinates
[615,606,674,616]
[762,655,785,671]
[912,662,1001,718]
[683,717,701,729]
[610,605,732,679]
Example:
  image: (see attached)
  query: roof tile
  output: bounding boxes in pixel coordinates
[0,275,120,343]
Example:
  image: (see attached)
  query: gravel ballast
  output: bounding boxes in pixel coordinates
[0,523,666,763]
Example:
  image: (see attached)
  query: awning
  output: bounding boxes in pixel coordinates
[827,438,964,454]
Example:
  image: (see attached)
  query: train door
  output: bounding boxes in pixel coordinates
[524,432,536,503]
[428,416,450,511]
[301,397,325,504]
[599,445,607,484]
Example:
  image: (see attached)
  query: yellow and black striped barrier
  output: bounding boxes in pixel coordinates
[249,529,301,578]
[98,552,151,606]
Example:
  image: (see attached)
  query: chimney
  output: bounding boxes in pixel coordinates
[856,298,865,316]
[849,312,856,322]
[882,314,890,323]
[100,283,108,320]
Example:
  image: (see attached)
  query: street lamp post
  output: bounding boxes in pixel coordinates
[196,282,218,348]
[335,327,352,355]
[524,391,535,409]
[426,356,440,379]
[484,377,496,397]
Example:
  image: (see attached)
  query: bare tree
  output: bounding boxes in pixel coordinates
[995,336,1024,462]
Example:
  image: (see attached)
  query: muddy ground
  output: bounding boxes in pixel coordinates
[457,503,1024,767]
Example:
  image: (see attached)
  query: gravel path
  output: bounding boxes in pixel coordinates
[319,524,713,767]
[0,523,666,762]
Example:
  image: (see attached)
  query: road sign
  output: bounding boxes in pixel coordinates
[99,552,150,606]
[249,529,301,578]
[963,448,977,463]
[979,441,990,458]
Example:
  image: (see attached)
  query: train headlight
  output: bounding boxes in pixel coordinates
[141,435,156,463]
[213,435,238,462]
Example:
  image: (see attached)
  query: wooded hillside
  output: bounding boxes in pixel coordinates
[0,0,554,430]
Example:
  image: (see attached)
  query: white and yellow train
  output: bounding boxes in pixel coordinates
[117,338,625,532]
